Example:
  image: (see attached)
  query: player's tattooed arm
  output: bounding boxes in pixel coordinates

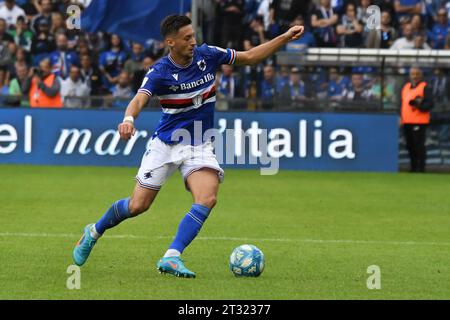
[234,25,304,66]
[118,92,150,141]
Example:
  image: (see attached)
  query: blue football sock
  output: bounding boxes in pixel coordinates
[169,204,211,254]
[94,198,132,235]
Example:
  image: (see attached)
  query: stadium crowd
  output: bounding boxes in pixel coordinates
[0,0,449,109]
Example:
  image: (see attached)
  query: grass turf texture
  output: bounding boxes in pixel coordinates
[0,165,449,300]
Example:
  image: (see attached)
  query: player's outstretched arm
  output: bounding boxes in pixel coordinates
[235,25,304,66]
[118,92,150,141]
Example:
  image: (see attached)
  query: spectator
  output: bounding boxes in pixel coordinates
[280,67,306,103]
[51,12,66,35]
[256,0,271,32]
[285,15,316,52]
[332,0,346,16]
[76,38,91,57]
[260,65,277,108]
[0,19,13,78]
[447,1,450,20]
[246,80,259,110]
[270,0,311,36]
[111,70,133,108]
[336,3,364,48]
[30,19,55,65]
[8,15,33,52]
[31,0,53,33]
[413,32,431,49]
[390,23,415,49]
[21,0,39,19]
[124,42,145,76]
[0,0,26,28]
[430,68,450,103]
[217,64,240,98]
[356,0,372,26]
[0,18,13,44]
[309,66,329,99]
[8,63,29,106]
[219,0,245,49]
[99,34,127,91]
[276,65,290,91]
[366,10,397,48]
[14,45,28,66]
[327,67,350,101]
[372,0,397,27]
[400,67,434,172]
[311,0,339,47]
[0,63,9,95]
[132,55,155,93]
[24,58,62,108]
[423,0,445,25]
[60,65,90,108]
[79,54,101,94]
[243,16,267,51]
[370,75,396,108]
[343,74,373,101]
[429,8,450,49]
[410,14,425,34]
[243,0,261,25]
[49,33,79,79]
[394,0,422,24]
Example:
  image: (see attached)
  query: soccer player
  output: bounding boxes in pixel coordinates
[73,15,303,278]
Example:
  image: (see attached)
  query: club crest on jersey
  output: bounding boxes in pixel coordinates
[197,59,206,71]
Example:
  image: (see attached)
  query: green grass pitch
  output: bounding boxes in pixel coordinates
[1,165,449,300]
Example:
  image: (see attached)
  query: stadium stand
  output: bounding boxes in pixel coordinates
[0,0,447,113]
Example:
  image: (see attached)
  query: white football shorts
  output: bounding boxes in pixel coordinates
[135,137,224,191]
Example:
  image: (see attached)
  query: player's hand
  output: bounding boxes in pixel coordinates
[118,121,136,141]
[284,25,304,42]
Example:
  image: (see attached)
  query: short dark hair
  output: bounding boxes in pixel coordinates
[160,15,192,39]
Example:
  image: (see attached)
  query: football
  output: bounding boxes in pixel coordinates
[229,244,265,277]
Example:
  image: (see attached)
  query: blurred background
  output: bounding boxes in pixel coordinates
[0,0,449,171]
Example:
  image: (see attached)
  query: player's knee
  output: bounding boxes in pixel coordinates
[129,199,150,216]
[197,194,217,209]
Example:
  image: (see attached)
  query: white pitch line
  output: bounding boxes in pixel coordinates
[1,232,450,247]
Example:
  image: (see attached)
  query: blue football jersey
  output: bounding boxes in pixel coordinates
[138,44,237,145]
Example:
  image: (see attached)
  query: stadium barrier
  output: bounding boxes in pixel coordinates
[0,108,398,172]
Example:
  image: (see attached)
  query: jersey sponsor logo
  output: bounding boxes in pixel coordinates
[180,73,215,91]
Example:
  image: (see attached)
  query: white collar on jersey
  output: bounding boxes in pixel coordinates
[168,53,194,69]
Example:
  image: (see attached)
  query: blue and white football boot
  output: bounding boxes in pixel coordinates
[73,224,97,266]
[156,256,196,278]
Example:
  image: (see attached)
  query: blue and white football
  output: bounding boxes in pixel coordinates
[229,244,265,277]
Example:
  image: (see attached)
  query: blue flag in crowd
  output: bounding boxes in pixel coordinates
[81,0,186,43]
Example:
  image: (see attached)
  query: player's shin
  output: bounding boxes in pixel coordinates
[92,198,132,238]
[165,204,211,257]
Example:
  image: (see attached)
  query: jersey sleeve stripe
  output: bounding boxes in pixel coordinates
[228,49,235,65]
[138,88,152,96]
[231,49,237,65]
